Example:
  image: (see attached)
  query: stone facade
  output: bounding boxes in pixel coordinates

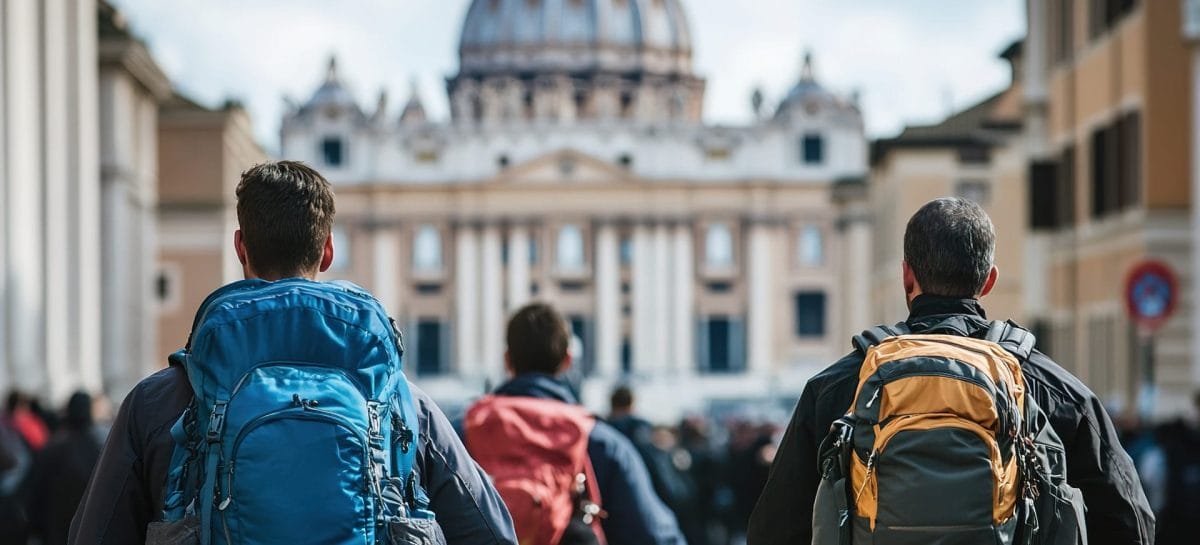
[280,0,868,419]
[0,1,173,404]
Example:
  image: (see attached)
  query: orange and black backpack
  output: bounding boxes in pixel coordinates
[811,321,1088,545]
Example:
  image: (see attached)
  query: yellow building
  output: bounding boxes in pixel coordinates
[1024,0,1193,417]
[156,96,267,360]
[866,42,1029,328]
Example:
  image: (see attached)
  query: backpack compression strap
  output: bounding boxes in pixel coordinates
[984,320,1036,361]
[851,323,911,354]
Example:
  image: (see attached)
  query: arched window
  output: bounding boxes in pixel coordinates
[557,224,585,270]
[799,225,824,267]
[706,223,734,267]
[331,226,350,270]
[413,225,442,271]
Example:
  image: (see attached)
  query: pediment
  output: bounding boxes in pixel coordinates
[488,149,642,187]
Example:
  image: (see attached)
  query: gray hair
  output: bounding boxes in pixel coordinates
[903,197,996,297]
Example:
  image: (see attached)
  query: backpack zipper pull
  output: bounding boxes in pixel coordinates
[865,387,882,409]
[218,462,235,511]
[854,450,879,501]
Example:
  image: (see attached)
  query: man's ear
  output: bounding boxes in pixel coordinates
[318,233,334,273]
[234,229,248,266]
[504,350,514,378]
[979,266,999,298]
[902,261,917,297]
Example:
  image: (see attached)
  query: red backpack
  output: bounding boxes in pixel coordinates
[465,395,606,545]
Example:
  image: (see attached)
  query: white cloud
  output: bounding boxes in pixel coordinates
[108,0,1023,150]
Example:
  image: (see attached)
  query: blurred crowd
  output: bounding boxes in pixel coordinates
[0,390,111,545]
[1113,391,1200,545]
[605,386,781,545]
[7,381,1200,545]
[0,382,784,545]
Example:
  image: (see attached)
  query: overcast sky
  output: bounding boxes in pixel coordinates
[107,0,1024,154]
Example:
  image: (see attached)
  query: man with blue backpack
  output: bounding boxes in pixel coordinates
[69,161,518,545]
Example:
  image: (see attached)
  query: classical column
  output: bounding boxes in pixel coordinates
[0,3,9,395]
[671,223,694,375]
[653,224,672,373]
[74,0,102,395]
[372,227,400,317]
[630,224,655,372]
[42,0,73,401]
[480,224,504,373]
[455,225,480,378]
[594,223,621,377]
[506,225,530,312]
[5,0,46,394]
[747,221,774,375]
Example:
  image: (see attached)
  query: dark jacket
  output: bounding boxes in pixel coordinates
[479,373,688,545]
[747,295,1155,545]
[68,363,518,545]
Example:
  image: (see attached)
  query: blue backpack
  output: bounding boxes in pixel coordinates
[152,279,443,545]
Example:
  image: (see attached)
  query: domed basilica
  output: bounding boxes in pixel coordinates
[281,0,868,418]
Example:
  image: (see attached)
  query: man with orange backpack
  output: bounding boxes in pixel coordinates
[748,198,1154,545]
[464,303,686,545]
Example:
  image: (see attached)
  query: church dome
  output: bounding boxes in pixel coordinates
[458,0,694,77]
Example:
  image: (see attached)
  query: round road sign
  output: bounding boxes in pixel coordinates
[1125,260,1178,333]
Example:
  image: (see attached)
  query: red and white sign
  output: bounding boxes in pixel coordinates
[1125,260,1178,334]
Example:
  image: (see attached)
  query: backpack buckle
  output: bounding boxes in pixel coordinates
[206,401,228,443]
[367,402,387,450]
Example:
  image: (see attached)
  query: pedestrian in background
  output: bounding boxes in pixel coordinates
[24,392,103,545]
[464,303,686,545]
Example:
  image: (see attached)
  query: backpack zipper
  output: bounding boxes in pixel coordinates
[227,361,369,401]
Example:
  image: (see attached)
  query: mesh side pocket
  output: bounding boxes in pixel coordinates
[145,516,200,545]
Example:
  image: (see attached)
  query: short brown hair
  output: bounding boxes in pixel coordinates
[235,161,336,278]
[903,197,995,297]
[506,303,570,376]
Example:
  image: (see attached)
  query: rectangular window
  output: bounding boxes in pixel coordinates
[709,319,731,372]
[1090,127,1107,218]
[794,291,827,338]
[1029,160,1059,230]
[802,134,824,164]
[416,320,445,376]
[697,316,746,374]
[1117,111,1142,209]
[1091,123,1122,219]
[415,283,442,296]
[321,137,345,167]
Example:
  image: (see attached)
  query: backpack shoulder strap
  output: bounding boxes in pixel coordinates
[984,320,1036,361]
[851,322,911,355]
